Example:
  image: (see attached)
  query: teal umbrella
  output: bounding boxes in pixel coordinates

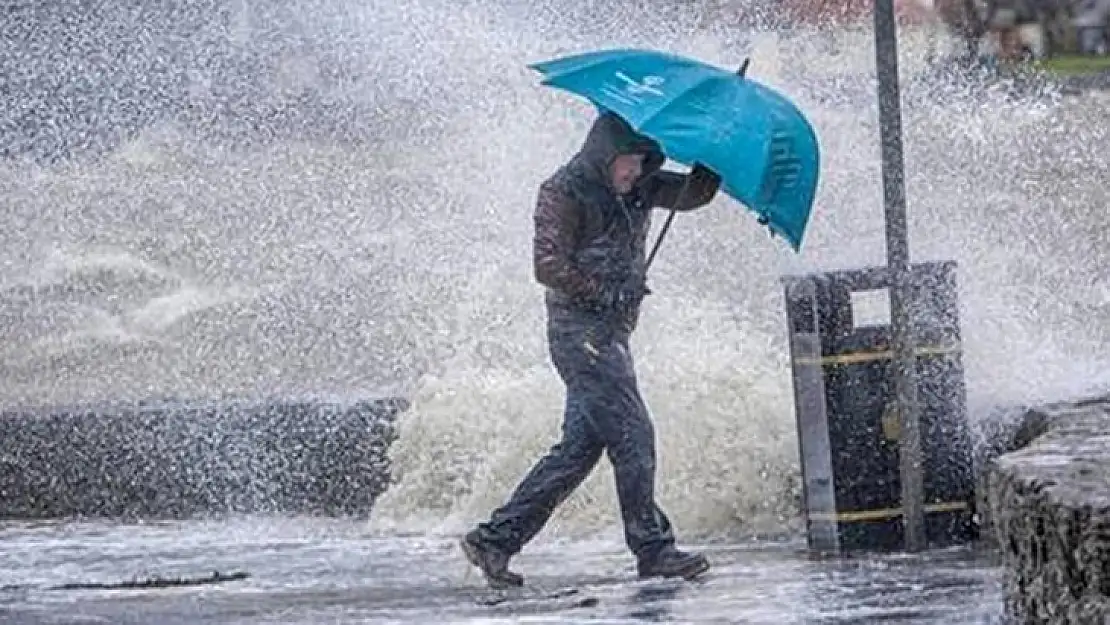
[529,48,820,253]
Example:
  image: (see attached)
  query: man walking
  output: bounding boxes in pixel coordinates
[462,111,722,588]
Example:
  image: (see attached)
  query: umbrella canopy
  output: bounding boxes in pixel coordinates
[529,48,820,252]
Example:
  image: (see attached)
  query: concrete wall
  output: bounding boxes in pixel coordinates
[984,394,1110,623]
[0,397,406,519]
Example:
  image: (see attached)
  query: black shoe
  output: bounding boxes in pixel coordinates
[460,530,524,589]
[637,547,710,580]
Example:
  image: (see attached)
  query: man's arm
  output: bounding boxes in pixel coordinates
[646,163,722,212]
[533,181,600,302]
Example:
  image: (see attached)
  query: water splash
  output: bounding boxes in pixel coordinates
[2,1,1108,542]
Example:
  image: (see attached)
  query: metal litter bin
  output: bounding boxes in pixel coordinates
[782,261,976,553]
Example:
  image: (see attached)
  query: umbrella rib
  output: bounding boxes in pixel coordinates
[633,73,732,167]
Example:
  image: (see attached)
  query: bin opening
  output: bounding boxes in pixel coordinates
[850,288,891,329]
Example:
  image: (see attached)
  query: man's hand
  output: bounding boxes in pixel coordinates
[646,163,721,212]
[690,163,722,189]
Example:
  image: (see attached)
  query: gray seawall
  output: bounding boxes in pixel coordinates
[983,394,1110,623]
[0,397,407,519]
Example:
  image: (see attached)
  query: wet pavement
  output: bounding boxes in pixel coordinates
[0,517,1005,624]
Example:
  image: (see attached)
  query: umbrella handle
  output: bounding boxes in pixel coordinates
[644,174,693,273]
[645,209,677,273]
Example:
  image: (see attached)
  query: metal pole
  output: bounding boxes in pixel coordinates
[872,0,925,551]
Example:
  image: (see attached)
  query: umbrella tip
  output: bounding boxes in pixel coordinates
[737,58,751,77]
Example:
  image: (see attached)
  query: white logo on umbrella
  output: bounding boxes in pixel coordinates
[614,72,666,97]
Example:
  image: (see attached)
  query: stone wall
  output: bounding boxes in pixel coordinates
[0,396,407,519]
[984,394,1110,623]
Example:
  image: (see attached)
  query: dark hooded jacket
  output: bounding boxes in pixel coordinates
[533,112,721,333]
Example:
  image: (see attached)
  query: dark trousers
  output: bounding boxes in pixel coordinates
[474,313,675,560]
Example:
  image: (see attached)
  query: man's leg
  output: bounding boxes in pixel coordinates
[470,395,604,549]
[462,327,605,588]
[581,337,709,580]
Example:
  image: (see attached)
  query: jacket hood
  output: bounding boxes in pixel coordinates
[572,111,665,190]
